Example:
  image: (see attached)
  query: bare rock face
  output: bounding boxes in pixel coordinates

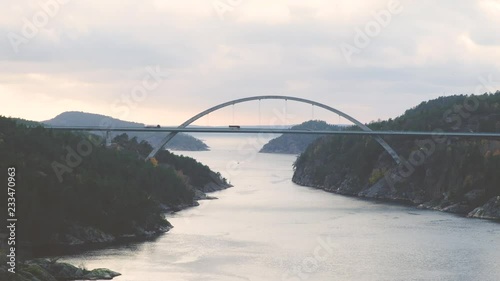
[468,196,500,220]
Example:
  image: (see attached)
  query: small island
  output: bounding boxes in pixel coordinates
[260,120,340,154]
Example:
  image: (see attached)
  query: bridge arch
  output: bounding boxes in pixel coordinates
[148,95,401,164]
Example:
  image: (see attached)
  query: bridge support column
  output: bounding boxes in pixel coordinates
[106,130,111,147]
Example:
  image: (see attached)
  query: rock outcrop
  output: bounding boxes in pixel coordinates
[468,196,500,220]
[29,259,121,280]
[0,258,120,281]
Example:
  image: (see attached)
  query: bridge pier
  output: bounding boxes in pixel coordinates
[105,130,112,147]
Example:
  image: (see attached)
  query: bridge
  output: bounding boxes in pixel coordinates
[46,95,500,164]
[48,125,500,138]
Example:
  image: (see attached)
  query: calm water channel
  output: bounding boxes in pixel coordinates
[60,135,500,281]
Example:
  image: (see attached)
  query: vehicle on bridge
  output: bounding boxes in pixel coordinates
[229,125,240,130]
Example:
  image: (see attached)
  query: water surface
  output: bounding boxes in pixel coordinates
[60,135,500,281]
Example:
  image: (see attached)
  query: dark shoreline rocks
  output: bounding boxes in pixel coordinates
[27,259,121,280]
[292,172,500,222]
[467,196,500,220]
[0,258,121,281]
[12,180,231,280]
[28,178,231,251]
[21,178,232,262]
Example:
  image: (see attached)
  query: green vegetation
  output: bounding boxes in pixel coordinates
[44,111,209,151]
[293,92,500,216]
[155,150,228,188]
[0,116,225,247]
[260,120,341,154]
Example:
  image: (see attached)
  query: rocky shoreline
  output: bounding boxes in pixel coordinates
[0,258,121,281]
[292,171,500,221]
[290,93,500,223]
[12,180,232,281]
[31,180,232,249]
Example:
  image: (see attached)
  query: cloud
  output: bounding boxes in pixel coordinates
[0,0,499,125]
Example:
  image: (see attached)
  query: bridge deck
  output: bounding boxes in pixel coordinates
[46,126,500,138]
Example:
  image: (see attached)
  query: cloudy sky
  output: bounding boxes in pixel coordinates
[1,0,500,126]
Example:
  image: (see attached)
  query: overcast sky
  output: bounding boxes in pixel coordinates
[1,0,500,126]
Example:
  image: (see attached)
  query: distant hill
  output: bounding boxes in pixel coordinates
[259,120,341,154]
[44,111,209,151]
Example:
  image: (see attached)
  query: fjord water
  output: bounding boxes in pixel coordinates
[60,135,500,281]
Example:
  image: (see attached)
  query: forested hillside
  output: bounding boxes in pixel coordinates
[293,92,500,220]
[0,116,228,248]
